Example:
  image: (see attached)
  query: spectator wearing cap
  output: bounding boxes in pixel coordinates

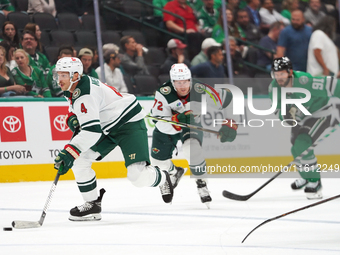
[191,38,221,66]
[120,35,149,77]
[160,39,191,74]
[190,46,226,78]
[78,47,98,78]
[95,50,128,93]
[103,43,120,55]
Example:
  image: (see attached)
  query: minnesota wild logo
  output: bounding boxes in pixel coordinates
[152,148,160,154]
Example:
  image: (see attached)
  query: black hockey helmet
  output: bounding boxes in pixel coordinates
[271,57,292,73]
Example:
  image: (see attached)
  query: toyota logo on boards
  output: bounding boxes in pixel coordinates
[0,107,26,142]
[54,115,69,132]
[3,116,21,133]
[49,106,72,141]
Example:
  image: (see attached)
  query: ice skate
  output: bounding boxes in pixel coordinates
[304,180,323,200]
[159,170,174,203]
[196,179,212,209]
[69,188,106,221]
[291,178,308,190]
[169,166,186,188]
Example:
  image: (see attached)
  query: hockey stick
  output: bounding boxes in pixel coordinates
[12,127,80,229]
[222,125,339,201]
[145,115,220,135]
[242,193,340,243]
[12,173,60,229]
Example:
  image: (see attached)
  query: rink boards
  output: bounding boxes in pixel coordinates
[1,97,340,182]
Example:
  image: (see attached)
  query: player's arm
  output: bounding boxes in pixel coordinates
[69,95,102,152]
[54,95,102,175]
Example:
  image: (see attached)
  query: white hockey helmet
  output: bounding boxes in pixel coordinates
[55,57,83,91]
[169,63,192,91]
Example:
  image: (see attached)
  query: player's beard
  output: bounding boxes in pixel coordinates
[276,76,291,87]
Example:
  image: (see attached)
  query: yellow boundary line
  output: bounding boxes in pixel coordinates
[1,156,339,182]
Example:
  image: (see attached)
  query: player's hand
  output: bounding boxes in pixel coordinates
[284,105,300,125]
[171,111,195,131]
[65,112,79,132]
[218,119,238,143]
[54,144,80,175]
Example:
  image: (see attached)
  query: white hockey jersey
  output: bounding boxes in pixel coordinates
[64,75,145,152]
[151,80,232,135]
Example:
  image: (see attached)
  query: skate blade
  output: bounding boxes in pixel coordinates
[69,213,102,221]
[306,192,323,200]
[204,202,211,209]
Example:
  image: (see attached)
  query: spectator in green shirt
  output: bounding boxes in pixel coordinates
[153,0,171,18]
[12,49,51,98]
[21,30,51,76]
[78,47,99,79]
[212,8,240,43]
[197,0,220,35]
[0,0,14,17]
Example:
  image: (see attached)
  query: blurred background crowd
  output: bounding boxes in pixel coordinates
[0,0,339,97]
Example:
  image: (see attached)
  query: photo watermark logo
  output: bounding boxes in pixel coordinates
[201,84,312,128]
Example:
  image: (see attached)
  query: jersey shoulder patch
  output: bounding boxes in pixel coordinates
[157,81,178,103]
[160,85,171,95]
[71,75,91,103]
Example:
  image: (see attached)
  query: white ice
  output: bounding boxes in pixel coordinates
[1,175,340,255]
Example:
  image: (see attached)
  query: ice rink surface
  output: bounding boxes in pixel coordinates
[1,175,339,255]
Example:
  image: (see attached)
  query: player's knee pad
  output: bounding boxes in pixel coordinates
[151,158,173,171]
[291,133,313,159]
[127,162,159,187]
[72,150,98,181]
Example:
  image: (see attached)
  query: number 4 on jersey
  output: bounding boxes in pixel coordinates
[81,103,88,113]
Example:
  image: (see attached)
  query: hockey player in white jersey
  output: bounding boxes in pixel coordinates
[150,63,237,207]
[53,57,174,221]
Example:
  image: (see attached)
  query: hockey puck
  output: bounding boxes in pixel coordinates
[3,227,12,231]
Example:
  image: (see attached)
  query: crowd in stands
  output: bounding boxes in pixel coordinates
[0,0,339,97]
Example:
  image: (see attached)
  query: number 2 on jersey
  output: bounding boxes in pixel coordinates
[81,103,88,113]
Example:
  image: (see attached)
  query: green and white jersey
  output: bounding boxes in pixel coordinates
[197,7,219,29]
[151,80,232,135]
[269,71,340,121]
[11,66,51,97]
[64,75,145,153]
[29,52,51,76]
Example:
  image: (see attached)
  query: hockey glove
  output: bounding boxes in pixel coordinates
[65,112,80,133]
[283,105,299,126]
[54,144,81,175]
[218,119,238,143]
[171,110,195,131]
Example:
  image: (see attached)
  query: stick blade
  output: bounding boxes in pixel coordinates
[222,190,251,201]
[12,220,41,229]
